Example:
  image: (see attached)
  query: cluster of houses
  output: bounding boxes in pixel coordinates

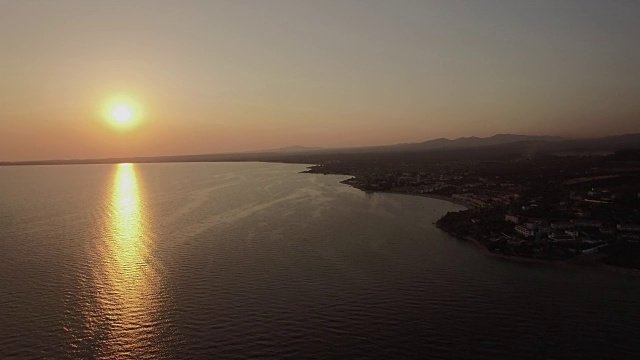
[342,167,639,259]
[505,212,640,253]
[344,171,522,209]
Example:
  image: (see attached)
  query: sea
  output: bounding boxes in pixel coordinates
[1,162,639,359]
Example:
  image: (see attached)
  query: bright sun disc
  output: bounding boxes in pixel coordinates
[103,97,142,129]
[112,105,133,124]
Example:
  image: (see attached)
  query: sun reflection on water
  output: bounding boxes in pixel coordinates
[94,163,165,358]
[111,163,144,278]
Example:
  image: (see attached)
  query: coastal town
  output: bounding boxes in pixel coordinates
[306,149,640,270]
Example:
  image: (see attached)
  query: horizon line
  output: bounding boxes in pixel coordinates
[1,132,639,165]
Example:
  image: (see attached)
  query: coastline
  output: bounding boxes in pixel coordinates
[333,178,473,209]
[389,192,472,210]
[439,221,640,277]
[324,171,640,277]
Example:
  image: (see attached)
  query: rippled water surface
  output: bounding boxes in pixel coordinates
[1,162,639,359]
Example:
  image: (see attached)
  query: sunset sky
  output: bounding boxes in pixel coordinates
[1,0,639,161]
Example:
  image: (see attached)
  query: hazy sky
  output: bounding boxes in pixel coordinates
[1,0,639,161]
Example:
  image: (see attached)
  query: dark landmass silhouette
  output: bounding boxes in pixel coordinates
[1,133,639,166]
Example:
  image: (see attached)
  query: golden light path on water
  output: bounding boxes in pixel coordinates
[93,163,166,358]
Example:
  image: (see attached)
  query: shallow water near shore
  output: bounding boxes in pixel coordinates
[1,162,639,359]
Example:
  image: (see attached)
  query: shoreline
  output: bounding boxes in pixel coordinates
[327,171,640,277]
[438,215,640,277]
[332,177,473,209]
[387,191,473,210]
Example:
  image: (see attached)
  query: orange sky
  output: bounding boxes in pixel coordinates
[1,1,639,161]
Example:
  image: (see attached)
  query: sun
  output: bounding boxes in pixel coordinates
[103,96,142,129]
[111,104,133,124]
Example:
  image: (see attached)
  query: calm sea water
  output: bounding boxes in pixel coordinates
[1,162,639,359]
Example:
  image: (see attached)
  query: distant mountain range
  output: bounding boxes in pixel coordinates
[2,133,640,166]
[365,134,568,152]
[262,145,326,153]
[256,134,569,154]
[266,133,640,155]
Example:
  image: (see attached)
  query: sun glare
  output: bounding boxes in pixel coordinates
[112,105,133,124]
[103,97,142,130]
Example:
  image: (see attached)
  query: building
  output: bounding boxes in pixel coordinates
[549,231,576,242]
[617,224,640,232]
[573,219,603,228]
[505,214,520,224]
[515,225,534,238]
[551,221,575,230]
